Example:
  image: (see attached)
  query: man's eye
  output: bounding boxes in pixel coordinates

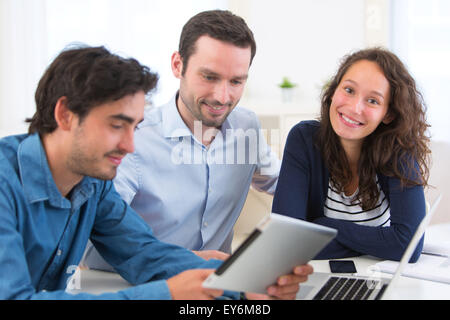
[111,124,123,129]
[204,75,216,81]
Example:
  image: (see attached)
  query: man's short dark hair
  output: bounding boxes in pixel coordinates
[26,45,159,135]
[178,10,256,75]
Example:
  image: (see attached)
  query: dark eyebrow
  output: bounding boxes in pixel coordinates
[199,67,248,81]
[343,79,357,86]
[109,114,144,125]
[233,74,249,81]
[199,68,219,77]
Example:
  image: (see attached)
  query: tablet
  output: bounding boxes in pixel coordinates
[202,213,337,294]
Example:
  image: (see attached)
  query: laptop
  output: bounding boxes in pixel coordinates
[203,213,337,294]
[297,194,442,300]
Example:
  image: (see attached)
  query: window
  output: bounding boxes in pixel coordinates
[44,0,227,106]
[391,0,450,142]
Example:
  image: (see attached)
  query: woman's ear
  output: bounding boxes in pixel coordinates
[54,96,75,131]
[382,110,395,125]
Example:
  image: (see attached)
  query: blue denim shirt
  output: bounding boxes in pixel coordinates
[0,133,230,299]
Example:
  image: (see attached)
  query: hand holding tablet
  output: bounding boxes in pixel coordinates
[203,213,337,295]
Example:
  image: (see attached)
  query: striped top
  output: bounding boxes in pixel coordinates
[324,179,391,227]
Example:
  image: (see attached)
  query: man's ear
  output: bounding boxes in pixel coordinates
[171,51,184,79]
[54,96,75,131]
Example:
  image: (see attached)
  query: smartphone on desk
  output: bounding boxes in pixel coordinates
[329,260,357,273]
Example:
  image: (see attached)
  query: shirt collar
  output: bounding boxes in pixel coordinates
[17,133,98,208]
[161,92,234,138]
[161,93,192,138]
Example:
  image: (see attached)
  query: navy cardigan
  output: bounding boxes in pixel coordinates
[272,121,425,262]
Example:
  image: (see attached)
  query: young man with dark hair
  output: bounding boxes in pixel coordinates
[0,45,312,300]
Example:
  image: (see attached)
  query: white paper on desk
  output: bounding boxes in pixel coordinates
[373,254,450,284]
[422,240,450,257]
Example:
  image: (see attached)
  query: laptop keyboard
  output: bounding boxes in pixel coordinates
[313,276,383,300]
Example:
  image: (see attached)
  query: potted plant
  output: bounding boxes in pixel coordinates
[278,77,296,103]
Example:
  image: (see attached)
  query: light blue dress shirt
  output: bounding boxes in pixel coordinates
[0,133,231,299]
[83,94,279,271]
[120,94,279,250]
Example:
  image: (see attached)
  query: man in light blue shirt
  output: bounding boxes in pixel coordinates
[84,10,280,270]
[0,44,313,300]
[118,94,278,252]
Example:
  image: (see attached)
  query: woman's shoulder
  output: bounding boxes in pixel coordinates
[288,120,320,143]
[292,119,320,130]
[283,120,323,159]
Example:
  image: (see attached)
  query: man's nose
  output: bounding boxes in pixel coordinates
[119,129,135,154]
[214,81,232,105]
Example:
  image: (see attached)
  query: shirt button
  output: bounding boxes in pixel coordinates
[203,222,208,227]
[57,249,62,256]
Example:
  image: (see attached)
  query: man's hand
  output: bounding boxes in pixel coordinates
[193,250,230,260]
[246,264,314,300]
[167,269,224,300]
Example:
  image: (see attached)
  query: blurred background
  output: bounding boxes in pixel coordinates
[0,0,448,232]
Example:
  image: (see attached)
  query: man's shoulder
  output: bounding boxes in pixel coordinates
[0,133,28,153]
[130,106,166,146]
[0,134,28,168]
[140,105,164,128]
[227,106,260,129]
[0,134,28,190]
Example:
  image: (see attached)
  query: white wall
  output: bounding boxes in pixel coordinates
[390,0,450,224]
[0,0,388,135]
[232,0,366,114]
[0,0,48,137]
[0,0,228,137]
[1,0,448,224]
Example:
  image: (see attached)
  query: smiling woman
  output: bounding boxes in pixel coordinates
[272,47,431,263]
[318,48,430,210]
[329,60,392,150]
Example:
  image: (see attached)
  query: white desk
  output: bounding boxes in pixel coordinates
[70,224,450,299]
[68,267,131,295]
[308,255,450,300]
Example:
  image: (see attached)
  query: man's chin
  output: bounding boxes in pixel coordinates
[86,168,117,181]
[201,114,229,128]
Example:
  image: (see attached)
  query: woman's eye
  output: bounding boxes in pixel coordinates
[344,87,354,94]
[368,98,379,105]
